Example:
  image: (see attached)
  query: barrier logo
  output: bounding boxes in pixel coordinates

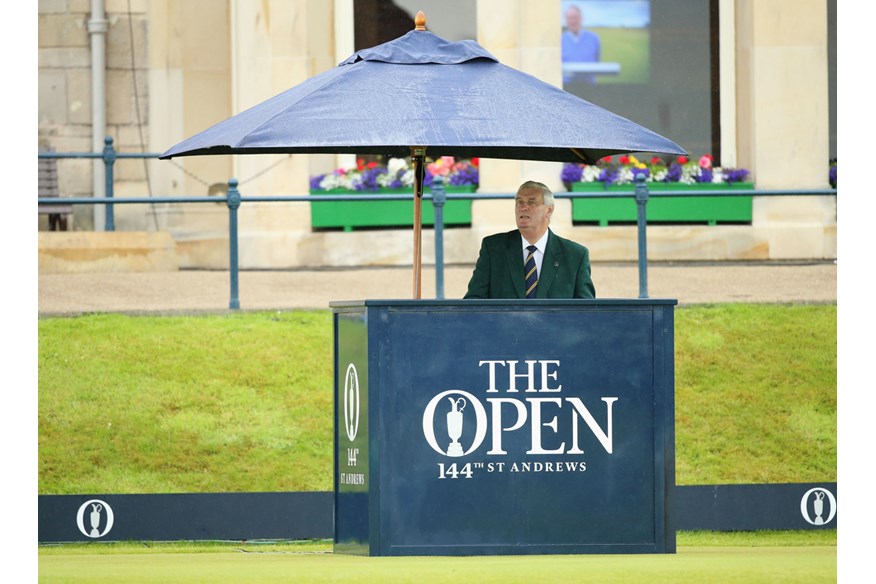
[76,499,115,538]
[343,363,360,441]
[800,487,836,526]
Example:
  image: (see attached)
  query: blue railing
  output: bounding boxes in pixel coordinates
[39,138,837,308]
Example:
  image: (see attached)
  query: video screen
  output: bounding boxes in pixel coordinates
[561,0,651,87]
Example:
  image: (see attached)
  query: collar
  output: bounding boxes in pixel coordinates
[522,230,550,255]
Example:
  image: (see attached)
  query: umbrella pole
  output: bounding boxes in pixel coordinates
[411,147,427,299]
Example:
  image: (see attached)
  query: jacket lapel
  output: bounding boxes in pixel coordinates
[536,230,561,299]
[504,231,526,298]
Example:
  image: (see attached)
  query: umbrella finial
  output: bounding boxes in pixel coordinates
[415,11,426,31]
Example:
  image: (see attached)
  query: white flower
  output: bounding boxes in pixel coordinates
[582,165,601,183]
[319,174,341,190]
[387,157,408,177]
[399,168,416,187]
[616,167,635,184]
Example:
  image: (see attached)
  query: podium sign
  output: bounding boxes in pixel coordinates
[332,299,676,556]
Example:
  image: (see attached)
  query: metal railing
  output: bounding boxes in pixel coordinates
[39,138,837,309]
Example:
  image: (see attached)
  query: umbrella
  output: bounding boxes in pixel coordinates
[160,11,687,296]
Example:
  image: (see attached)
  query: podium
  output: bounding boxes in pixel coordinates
[332,299,676,556]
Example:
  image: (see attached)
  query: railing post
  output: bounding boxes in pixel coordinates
[431,176,446,299]
[634,174,649,299]
[226,178,241,310]
[102,136,116,231]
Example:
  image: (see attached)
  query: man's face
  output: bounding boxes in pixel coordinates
[566,8,582,33]
[515,188,553,238]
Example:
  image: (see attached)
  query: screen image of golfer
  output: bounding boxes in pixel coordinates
[561,0,651,87]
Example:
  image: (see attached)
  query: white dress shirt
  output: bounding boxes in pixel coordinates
[522,231,550,278]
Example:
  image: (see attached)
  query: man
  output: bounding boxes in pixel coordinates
[464,181,595,299]
[561,3,601,85]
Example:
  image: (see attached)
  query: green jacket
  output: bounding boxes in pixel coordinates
[464,229,596,299]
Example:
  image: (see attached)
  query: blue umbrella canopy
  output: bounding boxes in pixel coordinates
[160,13,687,298]
[160,23,685,163]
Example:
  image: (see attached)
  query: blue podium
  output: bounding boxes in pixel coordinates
[332,299,676,556]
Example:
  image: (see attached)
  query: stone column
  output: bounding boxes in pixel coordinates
[147,0,233,267]
[230,1,339,268]
[474,0,569,237]
[735,0,834,259]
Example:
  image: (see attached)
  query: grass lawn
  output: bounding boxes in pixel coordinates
[34,304,839,581]
[37,532,836,584]
[38,304,836,494]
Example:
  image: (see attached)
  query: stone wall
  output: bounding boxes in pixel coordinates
[39,0,153,232]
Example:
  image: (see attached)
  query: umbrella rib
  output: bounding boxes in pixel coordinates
[570,148,590,163]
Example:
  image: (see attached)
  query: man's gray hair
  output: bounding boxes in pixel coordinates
[518,180,555,208]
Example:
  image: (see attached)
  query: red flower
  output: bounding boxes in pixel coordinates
[650,156,662,165]
[471,157,479,167]
[356,158,365,171]
[366,161,378,169]
[677,156,689,165]
[618,155,630,165]
[599,156,612,165]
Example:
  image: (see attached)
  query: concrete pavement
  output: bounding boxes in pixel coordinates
[38,260,837,315]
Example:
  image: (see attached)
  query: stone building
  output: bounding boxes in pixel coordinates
[37,0,836,273]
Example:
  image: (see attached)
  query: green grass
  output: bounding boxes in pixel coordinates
[36,532,837,584]
[675,304,836,484]
[38,311,334,494]
[36,530,836,555]
[38,303,836,494]
[36,548,838,584]
[36,304,837,583]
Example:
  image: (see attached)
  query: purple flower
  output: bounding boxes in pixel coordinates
[561,163,583,184]
[448,165,479,186]
[723,168,750,183]
[664,163,682,182]
[829,164,837,188]
[599,168,618,186]
[355,167,387,191]
[632,167,650,181]
[310,174,326,190]
[695,167,714,183]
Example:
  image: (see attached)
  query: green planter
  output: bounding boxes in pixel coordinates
[310,186,475,231]
[569,182,754,226]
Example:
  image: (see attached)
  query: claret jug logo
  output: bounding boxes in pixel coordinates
[800,487,837,526]
[422,390,488,457]
[421,359,617,478]
[340,362,366,486]
[343,363,360,441]
[76,499,114,539]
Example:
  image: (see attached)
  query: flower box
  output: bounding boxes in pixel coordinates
[562,154,753,226]
[569,181,754,226]
[310,156,478,231]
[310,185,475,231]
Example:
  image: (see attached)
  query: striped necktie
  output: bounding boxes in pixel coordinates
[524,245,538,299]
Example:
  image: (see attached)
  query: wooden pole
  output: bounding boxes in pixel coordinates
[411,147,427,299]
[410,14,427,299]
